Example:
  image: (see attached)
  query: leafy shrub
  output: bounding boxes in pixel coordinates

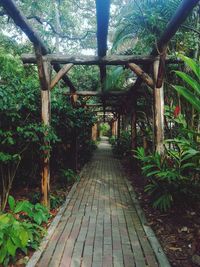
[134,139,200,211]
[8,196,49,225]
[0,196,50,266]
[112,131,131,158]
[173,54,200,113]
[61,169,80,185]
[109,135,117,146]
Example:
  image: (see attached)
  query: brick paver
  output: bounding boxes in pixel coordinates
[36,138,161,267]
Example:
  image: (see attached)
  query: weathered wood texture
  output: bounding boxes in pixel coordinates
[153,59,165,154]
[66,90,127,96]
[128,63,154,88]
[50,63,74,90]
[28,139,169,267]
[35,48,51,207]
[21,54,181,65]
[96,0,110,57]
[0,0,76,92]
[117,115,121,139]
[91,124,98,141]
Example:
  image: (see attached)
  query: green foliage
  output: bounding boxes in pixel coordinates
[61,169,80,185]
[111,131,131,158]
[134,139,200,211]
[49,194,65,210]
[173,55,200,112]
[109,135,117,146]
[8,196,49,225]
[112,0,199,56]
[99,123,110,136]
[0,47,97,209]
[0,196,49,266]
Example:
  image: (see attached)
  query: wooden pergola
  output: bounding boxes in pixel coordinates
[0,0,199,207]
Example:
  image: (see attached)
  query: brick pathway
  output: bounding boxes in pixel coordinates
[34,139,166,267]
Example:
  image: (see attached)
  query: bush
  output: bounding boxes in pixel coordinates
[112,131,131,158]
[0,196,50,266]
[134,139,200,212]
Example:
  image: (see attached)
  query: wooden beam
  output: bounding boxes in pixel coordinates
[152,0,200,56]
[128,0,199,98]
[0,0,76,92]
[96,0,111,57]
[21,54,182,65]
[65,90,127,96]
[117,114,121,139]
[153,59,165,154]
[34,45,51,207]
[50,64,73,90]
[128,63,154,89]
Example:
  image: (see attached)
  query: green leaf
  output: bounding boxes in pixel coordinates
[8,196,15,212]
[0,247,7,264]
[6,239,17,257]
[175,71,200,95]
[173,85,200,113]
[19,229,29,247]
[178,54,200,79]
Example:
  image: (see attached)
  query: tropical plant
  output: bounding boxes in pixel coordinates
[134,139,200,211]
[0,196,49,266]
[173,54,200,112]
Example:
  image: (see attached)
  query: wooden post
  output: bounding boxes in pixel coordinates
[35,46,51,207]
[71,129,78,172]
[92,124,98,141]
[131,109,137,151]
[111,121,115,136]
[117,114,121,139]
[153,58,165,154]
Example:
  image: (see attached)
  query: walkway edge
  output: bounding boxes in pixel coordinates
[125,178,171,267]
[26,164,88,267]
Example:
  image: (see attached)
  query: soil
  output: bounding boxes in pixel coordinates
[124,161,200,267]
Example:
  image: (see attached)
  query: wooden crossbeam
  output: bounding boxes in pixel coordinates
[0,0,76,93]
[128,0,199,96]
[65,90,127,96]
[50,64,74,90]
[128,63,154,89]
[21,54,181,65]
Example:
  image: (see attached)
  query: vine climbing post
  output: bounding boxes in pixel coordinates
[35,45,52,208]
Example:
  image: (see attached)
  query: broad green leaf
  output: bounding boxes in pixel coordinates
[0,247,7,264]
[14,201,30,214]
[6,239,17,257]
[19,229,29,247]
[175,71,200,95]
[178,54,200,79]
[8,196,15,212]
[173,85,200,113]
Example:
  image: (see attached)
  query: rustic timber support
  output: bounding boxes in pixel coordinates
[21,54,182,65]
[128,63,154,89]
[0,0,76,93]
[127,0,199,109]
[65,91,127,97]
[153,57,165,154]
[92,124,98,141]
[117,114,121,139]
[50,64,74,90]
[131,106,137,151]
[35,45,51,207]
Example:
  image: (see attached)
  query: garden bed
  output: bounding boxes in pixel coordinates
[1,179,73,267]
[127,168,200,267]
